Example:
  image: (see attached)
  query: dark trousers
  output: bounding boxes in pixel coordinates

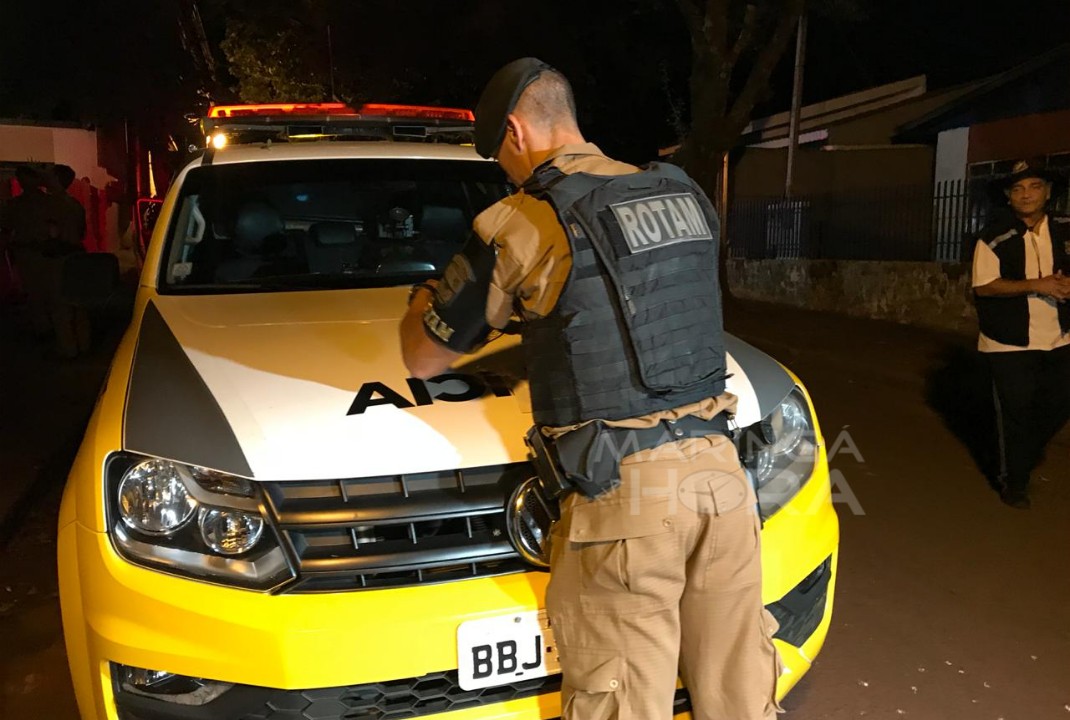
[988,345,1070,492]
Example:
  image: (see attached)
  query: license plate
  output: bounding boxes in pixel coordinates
[456,610,560,691]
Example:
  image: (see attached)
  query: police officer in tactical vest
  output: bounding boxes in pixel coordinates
[972,159,1070,509]
[400,58,781,719]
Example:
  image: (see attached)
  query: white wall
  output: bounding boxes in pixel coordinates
[0,124,116,188]
[0,123,120,251]
[932,127,971,261]
[934,127,969,184]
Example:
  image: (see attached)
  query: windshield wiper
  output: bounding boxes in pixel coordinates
[167,271,440,294]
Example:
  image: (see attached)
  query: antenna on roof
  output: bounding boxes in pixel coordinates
[327,24,337,101]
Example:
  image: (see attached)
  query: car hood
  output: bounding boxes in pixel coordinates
[122,289,790,481]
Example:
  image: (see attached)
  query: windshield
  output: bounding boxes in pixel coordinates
[158,158,510,293]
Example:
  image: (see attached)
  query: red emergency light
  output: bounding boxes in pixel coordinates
[357,104,475,122]
[207,103,358,119]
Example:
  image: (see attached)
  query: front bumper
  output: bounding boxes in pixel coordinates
[59,461,838,720]
[59,521,557,720]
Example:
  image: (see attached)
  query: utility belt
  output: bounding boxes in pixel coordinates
[525,413,731,502]
[506,414,731,567]
[507,410,779,568]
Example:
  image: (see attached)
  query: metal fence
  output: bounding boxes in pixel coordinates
[728,180,993,263]
[931,179,992,262]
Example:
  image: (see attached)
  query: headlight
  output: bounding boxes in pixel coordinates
[742,388,819,518]
[118,460,198,535]
[199,507,264,555]
[106,453,294,591]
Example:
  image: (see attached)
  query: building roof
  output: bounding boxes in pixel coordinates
[740,75,929,146]
[894,44,1070,142]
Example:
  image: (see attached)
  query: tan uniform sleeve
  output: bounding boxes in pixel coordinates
[473,193,572,329]
[470,147,635,331]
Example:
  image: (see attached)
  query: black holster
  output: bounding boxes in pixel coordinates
[524,423,617,502]
[557,422,620,499]
[524,414,733,501]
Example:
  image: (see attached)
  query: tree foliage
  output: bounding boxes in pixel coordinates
[217,0,330,103]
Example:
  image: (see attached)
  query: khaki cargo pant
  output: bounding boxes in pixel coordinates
[546,433,783,720]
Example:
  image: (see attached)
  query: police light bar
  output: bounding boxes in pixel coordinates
[201,101,476,146]
[357,104,475,122]
[207,103,358,119]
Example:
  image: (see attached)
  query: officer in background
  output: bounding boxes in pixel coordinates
[45,163,92,357]
[972,159,1070,509]
[2,166,55,339]
[399,58,781,720]
[0,165,89,358]
[48,164,88,252]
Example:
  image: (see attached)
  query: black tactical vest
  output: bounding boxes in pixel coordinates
[520,161,727,427]
[975,215,1070,347]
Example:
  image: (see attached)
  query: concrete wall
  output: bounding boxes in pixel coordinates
[0,124,116,188]
[967,109,1070,164]
[734,145,935,198]
[727,258,976,335]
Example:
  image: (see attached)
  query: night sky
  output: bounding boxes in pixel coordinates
[766,0,1070,110]
[2,0,1068,160]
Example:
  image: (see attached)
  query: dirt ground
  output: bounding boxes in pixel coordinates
[1,299,1068,719]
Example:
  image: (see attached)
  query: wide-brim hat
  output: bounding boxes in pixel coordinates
[997,158,1061,190]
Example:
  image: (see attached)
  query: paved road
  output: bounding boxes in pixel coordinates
[1,299,1067,719]
[728,302,1070,720]
[0,305,118,720]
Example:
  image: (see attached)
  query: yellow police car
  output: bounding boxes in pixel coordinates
[57,103,839,720]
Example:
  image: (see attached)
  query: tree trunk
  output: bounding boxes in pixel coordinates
[672,1,806,305]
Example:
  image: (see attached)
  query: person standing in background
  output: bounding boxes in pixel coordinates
[972,159,1070,509]
[45,164,92,357]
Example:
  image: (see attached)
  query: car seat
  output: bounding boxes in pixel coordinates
[419,205,468,268]
[305,221,363,274]
[215,201,285,282]
[419,205,467,241]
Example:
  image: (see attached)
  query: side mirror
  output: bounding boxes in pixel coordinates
[135,198,164,257]
[62,252,120,308]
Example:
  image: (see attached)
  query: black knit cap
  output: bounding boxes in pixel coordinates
[474,57,553,159]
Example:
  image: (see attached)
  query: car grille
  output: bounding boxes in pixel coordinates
[262,462,534,593]
[114,669,560,720]
[242,672,560,720]
[768,555,832,647]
